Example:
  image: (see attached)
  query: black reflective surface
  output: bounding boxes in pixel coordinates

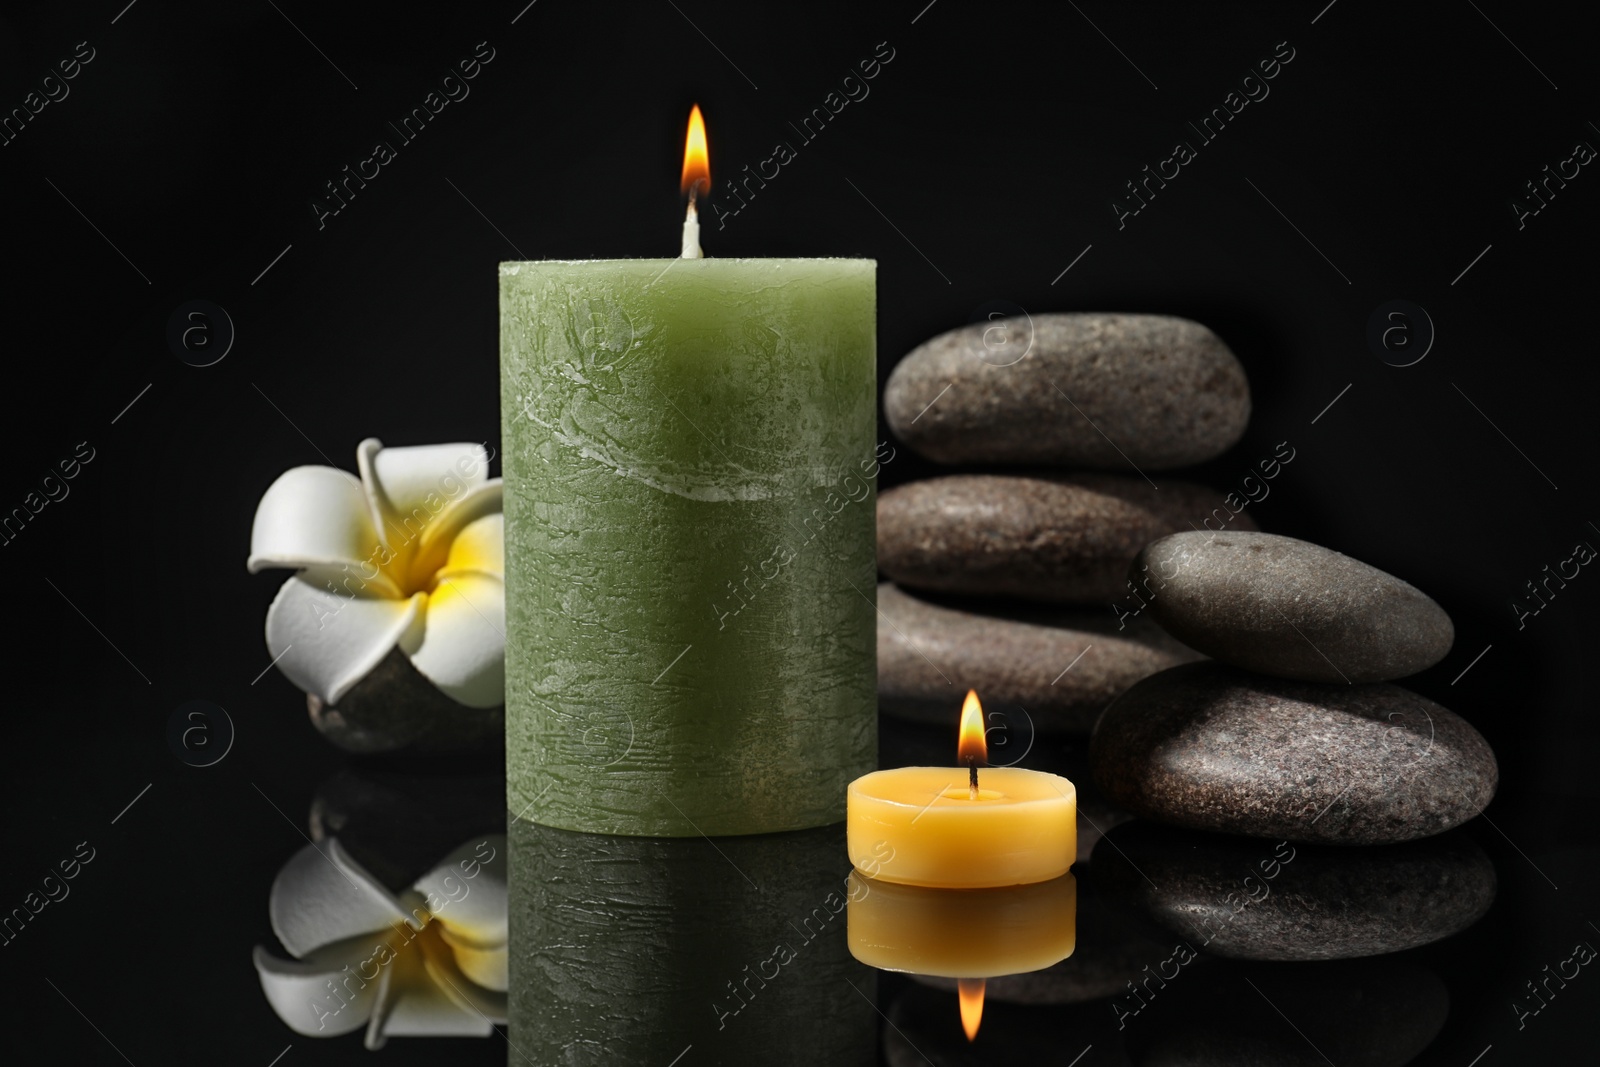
[7,711,1593,1064]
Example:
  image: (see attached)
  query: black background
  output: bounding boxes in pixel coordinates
[1,0,1597,1062]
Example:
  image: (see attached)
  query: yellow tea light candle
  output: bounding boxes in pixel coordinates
[844,871,1076,978]
[847,691,1075,888]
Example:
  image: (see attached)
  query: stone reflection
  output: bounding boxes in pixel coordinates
[1092,822,1496,960]
[510,817,874,1064]
[1123,959,1448,1067]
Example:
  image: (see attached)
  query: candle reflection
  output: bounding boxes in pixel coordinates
[510,817,874,1064]
[846,871,1076,1041]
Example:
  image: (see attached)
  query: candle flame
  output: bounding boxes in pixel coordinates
[957,690,987,767]
[681,104,710,199]
[957,978,986,1041]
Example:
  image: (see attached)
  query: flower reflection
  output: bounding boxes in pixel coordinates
[253,834,507,1048]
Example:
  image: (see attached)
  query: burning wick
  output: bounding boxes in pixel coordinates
[680,103,709,259]
[682,189,701,259]
[957,689,986,802]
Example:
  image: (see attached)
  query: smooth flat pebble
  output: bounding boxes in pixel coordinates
[1131,530,1454,683]
[879,473,1258,605]
[1089,662,1497,844]
[877,583,1200,734]
[883,312,1250,469]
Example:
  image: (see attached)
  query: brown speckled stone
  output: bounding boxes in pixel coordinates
[877,583,1200,734]
[879,473,1259,605]
[883,313,1250,469]
[306,647,504,755]
[1133,531,1454,683]
[1093,823,1496,961]
[1089,663,1497,844]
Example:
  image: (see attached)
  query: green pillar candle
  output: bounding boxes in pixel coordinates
[499,258,878,836]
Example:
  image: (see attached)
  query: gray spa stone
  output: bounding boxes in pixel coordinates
[877,583,1200,734]
[306,647,504,755]
[1089,663,1497,845]
[878,473,1258,605]
[883,313,1250,469]
[1131,531,1454,683]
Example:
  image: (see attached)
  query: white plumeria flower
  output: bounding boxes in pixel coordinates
[254,835,508,1047]
[248,438,505,708]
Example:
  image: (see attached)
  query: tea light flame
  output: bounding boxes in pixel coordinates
[958,690,987,800]
[958,688,987,760]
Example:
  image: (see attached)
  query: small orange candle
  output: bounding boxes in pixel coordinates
[847,691,1076,889]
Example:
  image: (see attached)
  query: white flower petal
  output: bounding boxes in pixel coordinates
[359,439,490,549]
[265,574,425,704]
[247,466,380,575]
[418,927,506,1024]
[403,574,504,708]
[353,438,390,550]
[254,942,379,1037]
[440,932,508,993]
[435,513,504,581]
[412,835,508,949]
[406,481,504,584]
[365,928,494,1046]
[269,838,419,959]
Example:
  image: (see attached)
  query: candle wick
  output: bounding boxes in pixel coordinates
[681,185,703,259]
[968,757,979,800]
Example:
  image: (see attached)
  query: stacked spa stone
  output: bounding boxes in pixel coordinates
[1089,530,1497,847]
[877,313,1256,735]
[1070,535,1499,1062]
